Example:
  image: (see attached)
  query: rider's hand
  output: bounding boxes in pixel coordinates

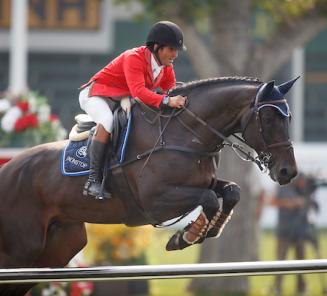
[168,95,187,109]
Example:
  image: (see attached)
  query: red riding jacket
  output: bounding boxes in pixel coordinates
[84,46,176,108]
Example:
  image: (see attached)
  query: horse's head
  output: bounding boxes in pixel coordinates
[241,77,299,185]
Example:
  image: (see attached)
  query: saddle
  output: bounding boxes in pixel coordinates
[69,98,131,156]
[66,99,150,226]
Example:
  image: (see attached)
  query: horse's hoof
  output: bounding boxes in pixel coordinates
[166,231,190,251]
[166,231,182,251]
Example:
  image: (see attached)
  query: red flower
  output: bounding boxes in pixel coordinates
[14,114,39,132]
[49,114,59,122]
[16,101,29,113]
[70,281,94,296]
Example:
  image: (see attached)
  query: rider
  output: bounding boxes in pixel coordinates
[79,21,187,199]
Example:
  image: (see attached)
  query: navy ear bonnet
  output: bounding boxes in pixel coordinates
[255,76,300,117]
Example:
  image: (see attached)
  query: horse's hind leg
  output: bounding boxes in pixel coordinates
[0,220,87,296]
[36,220,87,267]
[153,186,219,251]
[206,178,240,238]
[21,221,87,296]
[0,212,47,296]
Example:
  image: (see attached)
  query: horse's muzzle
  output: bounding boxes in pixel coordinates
[269,161,297,185]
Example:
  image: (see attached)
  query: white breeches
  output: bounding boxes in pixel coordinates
[79,86,113,133]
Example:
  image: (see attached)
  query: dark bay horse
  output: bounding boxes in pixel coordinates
[0,77,298,295]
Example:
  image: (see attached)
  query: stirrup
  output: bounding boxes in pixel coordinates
[83,180,111,200]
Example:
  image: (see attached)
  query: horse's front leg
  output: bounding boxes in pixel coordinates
[149,186,219,251]
[206,178,240,238]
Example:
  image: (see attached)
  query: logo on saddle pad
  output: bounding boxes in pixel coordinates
[76,146,88,158]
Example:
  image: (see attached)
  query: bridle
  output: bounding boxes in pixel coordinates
[179,95,293,172]
[235,98,293,171]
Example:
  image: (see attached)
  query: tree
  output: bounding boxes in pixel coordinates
[118,0,327,294]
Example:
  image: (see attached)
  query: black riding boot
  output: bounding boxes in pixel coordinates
[83,140,111,200]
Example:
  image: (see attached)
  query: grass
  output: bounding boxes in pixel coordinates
[146,228,327,296]
[146,229,200,296]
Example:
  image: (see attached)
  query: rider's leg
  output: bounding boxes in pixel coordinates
[84,124,111,199]
[206,178,240,238]
[79,90,113,199]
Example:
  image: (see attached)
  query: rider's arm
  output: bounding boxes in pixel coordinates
[159,67,186,109]
[123,53,165,108]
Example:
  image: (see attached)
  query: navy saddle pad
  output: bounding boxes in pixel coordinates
[61,115,132,176]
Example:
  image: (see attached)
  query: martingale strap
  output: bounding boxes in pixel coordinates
[110,144,218,170]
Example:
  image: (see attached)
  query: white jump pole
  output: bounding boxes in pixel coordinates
[8,0,28,95]
[0,259,326,284]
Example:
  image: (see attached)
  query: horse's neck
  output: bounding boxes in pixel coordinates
[213,84,257,136]
[128,83,258,154]
[190,84,257,146]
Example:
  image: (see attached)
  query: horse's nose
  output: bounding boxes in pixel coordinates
[279,165,298,183]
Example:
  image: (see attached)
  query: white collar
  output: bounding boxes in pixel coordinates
[151,54,163,80]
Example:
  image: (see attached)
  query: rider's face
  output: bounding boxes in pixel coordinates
[157,46,178,66]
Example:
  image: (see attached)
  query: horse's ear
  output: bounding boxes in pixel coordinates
[278,76,300,95]
[257,80,275,100]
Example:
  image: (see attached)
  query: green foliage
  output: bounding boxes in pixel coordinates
[115,0,220,22]
[115,0,327,26]
[254,0,327,24]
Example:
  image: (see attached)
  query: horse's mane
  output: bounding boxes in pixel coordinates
[170,76,262,95]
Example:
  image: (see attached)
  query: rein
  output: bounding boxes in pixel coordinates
[179,95,293,172]
[112,90,292,174]
[138,108,177,176]
[180,106,265,171]
[109,101,217,171]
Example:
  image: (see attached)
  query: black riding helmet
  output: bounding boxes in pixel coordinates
[146,21,187,51]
